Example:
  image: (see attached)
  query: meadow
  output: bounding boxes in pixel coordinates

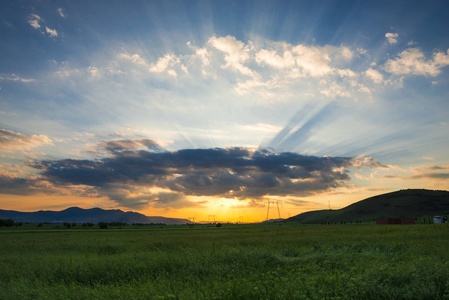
[1,223,448,299]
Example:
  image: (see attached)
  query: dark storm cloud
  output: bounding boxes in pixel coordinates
[31,146,356,202]
[0,174,60,196]
[0,175,35,195]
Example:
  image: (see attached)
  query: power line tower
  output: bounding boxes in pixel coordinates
[266,200,281,221]
[208,215,216,223]
[188,217,196,223]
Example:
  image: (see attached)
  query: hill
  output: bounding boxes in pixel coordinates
[0,207,190,225]
[288,189,449,224]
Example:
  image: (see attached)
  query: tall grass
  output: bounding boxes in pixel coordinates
[1,224,448,299]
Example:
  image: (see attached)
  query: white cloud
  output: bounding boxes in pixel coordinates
[365,68,384,83]
[0,74,35,83]
[27,14,41,29]
[434,49,449,65]
[320,82,351,98]
[88,66,100,77]
[235,77,275,96]
[340,47,354,60]
[58,8,66,18]
[149,54,179,76]
[237,123,283,133]
[49,35,449,111]
[385,32,399,44]
[208,35,255,76]
[383,48,449,77]
[256,48,295,69]
[45,26,58,37]
[337,69,357,78]
[119,53,150,68]
[255,43,352,78]
[292,45,334,77]
[187,41,210,66]
[27,14,59,38]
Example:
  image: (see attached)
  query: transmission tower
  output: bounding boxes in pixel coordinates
[266,200,281,221]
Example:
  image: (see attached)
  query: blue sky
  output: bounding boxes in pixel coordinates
[1,0,448,221]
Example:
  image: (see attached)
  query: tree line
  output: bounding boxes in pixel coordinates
[0,219,22,227]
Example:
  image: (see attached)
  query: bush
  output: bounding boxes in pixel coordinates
[98,222,108,229]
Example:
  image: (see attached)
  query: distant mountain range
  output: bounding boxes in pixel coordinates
[0,207,190,225]
[288,189,449,224]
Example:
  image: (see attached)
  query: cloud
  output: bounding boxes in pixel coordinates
[256,48,295,69]
[45,26,58,37]
[406,164,449,180]
[29,142,378,208]
[27,14,41,29]
[237,123,283,133]
[119,53,150,68]
[350,155,388,169]
[57,8,66,18]
[0,130,52,153]
[383,48,449,76]
[27,14,59,38]
[96,138,165,153]
[377,164,449,183]
[149,54,180,76]
[255,43,346,78]
[0,174,39,195]
[409,172,449,180]
[208,35,255,76]
[385,32,399,44]
[337,69,356,78]
[0,74,35,83]
[365,68,384,83]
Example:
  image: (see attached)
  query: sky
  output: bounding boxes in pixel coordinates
[0,0,448,222]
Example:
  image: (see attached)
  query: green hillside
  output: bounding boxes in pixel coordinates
[288,189,449,224]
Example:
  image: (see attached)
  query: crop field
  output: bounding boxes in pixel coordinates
[1,223,449,299]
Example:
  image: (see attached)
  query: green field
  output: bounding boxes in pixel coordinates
[1,223,449,299]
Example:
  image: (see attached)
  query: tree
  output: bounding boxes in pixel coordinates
[1,219,15,227]
[98,222,108,229]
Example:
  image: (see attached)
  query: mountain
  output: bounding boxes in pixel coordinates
[288,189,449,224]
[0,207,190,225]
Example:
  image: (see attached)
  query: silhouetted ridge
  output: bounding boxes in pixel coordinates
[0,207,190,225]
[288,189,449,224]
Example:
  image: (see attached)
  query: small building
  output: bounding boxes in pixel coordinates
[434,216,448,224]
[376,218,415,225]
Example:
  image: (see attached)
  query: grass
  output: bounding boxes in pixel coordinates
[1,223,449,299]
